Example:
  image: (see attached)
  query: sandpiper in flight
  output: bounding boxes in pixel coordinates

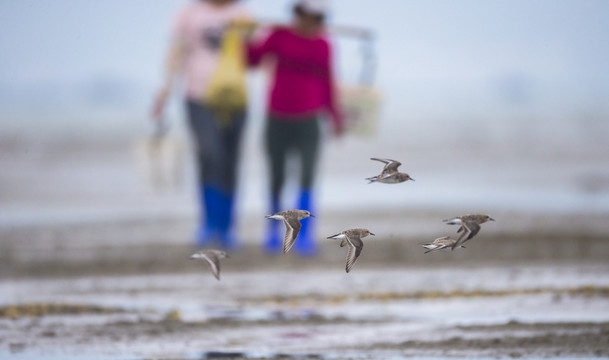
[366,158,414,184]
[421,236,465,254]
[265,209,314,254]
[327,228,375,273]
[443,214,495,250]
[190,249,229,281]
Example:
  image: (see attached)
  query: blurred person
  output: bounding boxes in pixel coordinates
[152,0,250,249]
[247,0,345,255]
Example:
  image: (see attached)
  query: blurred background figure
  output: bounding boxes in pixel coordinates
[247,0,345,256]
[152,0,251,250]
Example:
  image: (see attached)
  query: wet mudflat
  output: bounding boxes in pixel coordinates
[1,239,608,359]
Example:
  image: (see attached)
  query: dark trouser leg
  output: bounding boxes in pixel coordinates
[186,101,245,248]
[263,116,320,255]
[187,101,220,247]
[263,118,290,253]
[266,119,290,200]
[187,102,223,186]
[293,118,320,255]
[216,110,246,249]
[295,117,320,191]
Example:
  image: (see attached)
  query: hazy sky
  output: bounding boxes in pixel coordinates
[1,0,608,127]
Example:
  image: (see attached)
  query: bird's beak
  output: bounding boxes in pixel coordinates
[409,178,415,181]
[489,217,495,221]
[310,214,315,218]
[370,232,376,236]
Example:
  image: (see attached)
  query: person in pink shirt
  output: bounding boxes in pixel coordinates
[247,0,345,255]
[152,0,250,249]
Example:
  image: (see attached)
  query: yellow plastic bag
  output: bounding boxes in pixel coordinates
[205,24,248,126]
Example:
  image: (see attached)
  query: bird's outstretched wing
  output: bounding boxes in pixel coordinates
[202,253,221,280]
[371,158,401,173]
[345,235,364,273]
[282,217,302,254]
[452,222,480,249]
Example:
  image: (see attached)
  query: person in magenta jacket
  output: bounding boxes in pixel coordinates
[247,0,345,255]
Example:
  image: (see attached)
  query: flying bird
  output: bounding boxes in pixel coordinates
[366,158,414,184]
[420,236,465,254]
[327,228,375,273]
[190,249,229,281]
[443,214,495,250]
[265,209,314,254]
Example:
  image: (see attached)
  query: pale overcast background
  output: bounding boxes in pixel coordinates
[1,0,608,225]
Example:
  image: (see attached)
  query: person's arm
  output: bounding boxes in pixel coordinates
[152,7,190,120]
[246,27,282,67]
[152,39,187,119]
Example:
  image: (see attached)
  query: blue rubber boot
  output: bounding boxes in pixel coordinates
[263,197,282,254]
[217,190,239,251]
[294,189,317,256]
[195,186,219,247]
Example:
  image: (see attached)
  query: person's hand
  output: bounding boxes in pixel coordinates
[152,87,170,120]
[330,107,346,137]
[333,120,346,138]
[231,18,258,40]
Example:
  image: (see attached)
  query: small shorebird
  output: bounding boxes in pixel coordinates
[327,228,375,273]
[265,210,314,254]
[421,236,465,254]
[190,249,229,281]
[366,158,414,184]
[443,214,495,250]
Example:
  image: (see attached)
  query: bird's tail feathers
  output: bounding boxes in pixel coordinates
[444,219,461,225]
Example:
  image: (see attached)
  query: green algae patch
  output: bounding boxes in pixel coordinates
[162,308,182,322]
[249,285,609,305]
[0,303,128,319]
